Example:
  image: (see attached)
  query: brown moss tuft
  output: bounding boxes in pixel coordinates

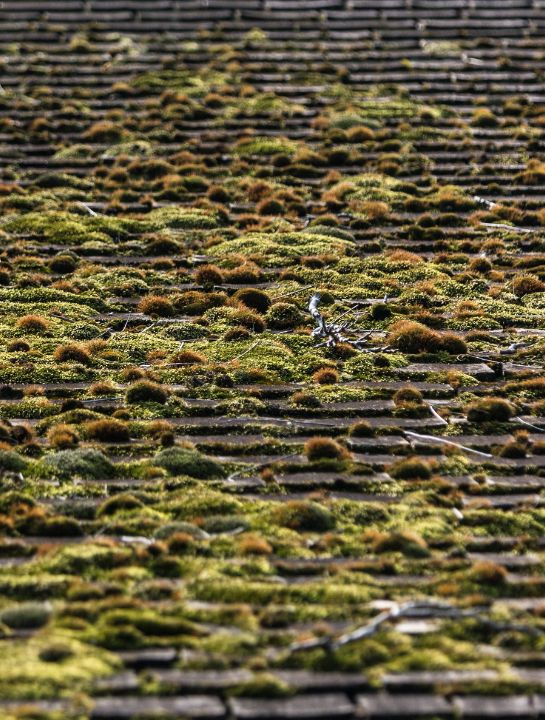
[85,419,130,442]
[388,320,466,354]
[312,367,339,385]
[223,262,262,284]
[273,500,335,532]
[53,344,91,365]
[470,560,508,585]
[16,315,49,333]
[304,437,348,461]
[47,424,79,450]
[170,350,207,365]
[239,535,273,556]
[466,397,514,423]
[393,387,423,406]
[138,295,175,317]
[232,288,271,314]
[512,274,545,297]
[389,456,433,480]
[195,264,224,288]
[126,380,168,405]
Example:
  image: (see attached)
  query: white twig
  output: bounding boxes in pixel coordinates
[226,452,300,483]
[226,340,262,363]
[514,416,545,433]
[481,222,533,233]
[274,284,313,301]
[473,195,497,209]
[403,430,493,458]
[78,201,98,216]
[308,293,372,349]
[289,601,475,653]
[427,404,449,426]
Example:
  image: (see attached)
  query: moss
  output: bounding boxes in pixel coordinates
[85,418,130,442]
[138,294,175,317]
[472,108,499,127]
[512,274,545,297]
[0,632,119,700]
[82,120,126,142]
[234,136,298,157]
[466,397,514,422]
[393,387,423,405]
[88,607,204,650]
[389,457,433,480]
[53,344,91,365]
[126,381,168,405]
[212,231,350,267]
[0,29,543,695]
[273,501,335,532]
[230,672,293,698]
[195,263,224,287]
[266,302,303,329]
[16,511,82,538]
[370,302,391,321]
[498,440,526,458]
[372,531,430,558]
[47,424,79,450]
[0,602,52,630]
[49,254,77,274]
[304,437,347,461]
[97,493,144,517]
[312,367,339,385]
[154,446,225,479]
[0,450,28,473]
[326,173,411,209]
[41,448,115,479]
[170,349,207,365]
[470,560,508,585]
[16,315,49,333]
[388,320,466,354]
[506,377,545,398]
[233,288,271,314]
[348,420,374,437]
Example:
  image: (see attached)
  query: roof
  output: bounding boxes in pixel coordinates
[0,1,545,718]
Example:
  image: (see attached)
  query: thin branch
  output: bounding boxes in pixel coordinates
[226,339,262,363]
[289,601,476,653]
[77,201,98,216]
[403,430,493,458]
[513,416,545,433]
[273,284,313,301]
[481,222,533,234]
[473,195,497,209]
[226,452,300,483]
[308,293,374,349]
[427,404,449,426]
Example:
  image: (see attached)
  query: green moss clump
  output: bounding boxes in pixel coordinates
[85,418,130,442]
[373,531,430,558]
[466,397,514,422]
[0,602,52,630]
[41,448,115,479]
[266,302,304,329]
[273,500,335,532]
[126,380,168,405]
[233,136,298,157]
[389,457,433,480]
[230,672,294,698]
[97,493,145,517]
[212,231,350,267]
[0,450,27,473]
[154,446,225,479]
[0,632,119,700]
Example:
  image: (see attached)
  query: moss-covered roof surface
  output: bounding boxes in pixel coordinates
[3,1,545,717]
